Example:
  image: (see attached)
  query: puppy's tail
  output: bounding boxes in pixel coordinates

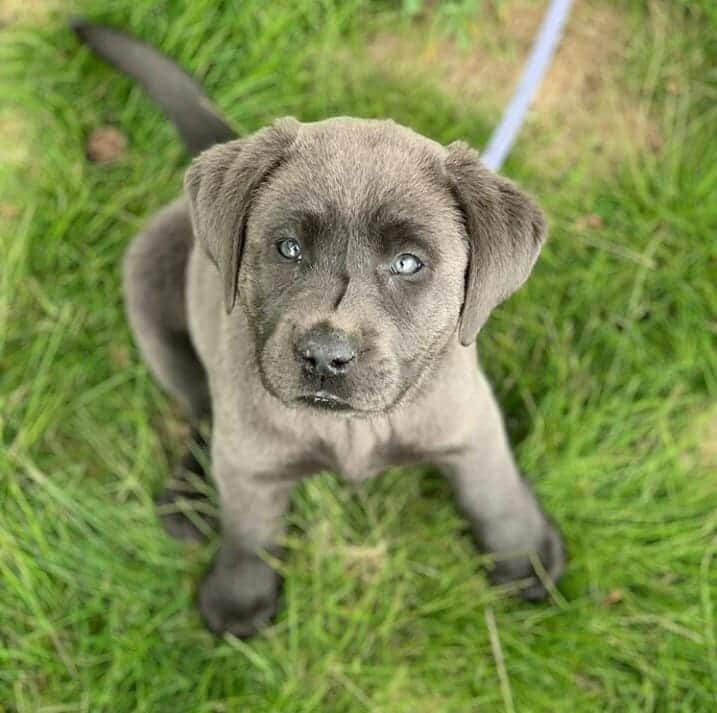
[70,18,237,156]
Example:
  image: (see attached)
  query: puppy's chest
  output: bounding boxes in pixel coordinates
[318,442,382,483]
[307,422,432,483]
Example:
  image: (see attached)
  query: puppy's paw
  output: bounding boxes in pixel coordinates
[488,522,565,602]
[198,554,279,637]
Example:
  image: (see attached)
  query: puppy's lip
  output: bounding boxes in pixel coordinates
[298,390,353,411]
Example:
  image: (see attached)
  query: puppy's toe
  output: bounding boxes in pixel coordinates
[198,565,279,638]
[489,523,565,602]
[199,591,278,638]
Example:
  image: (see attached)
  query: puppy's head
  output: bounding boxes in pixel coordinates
[185,117,545,414]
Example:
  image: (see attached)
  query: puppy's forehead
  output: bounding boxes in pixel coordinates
[293,116,446,167]
[253,118,458,229]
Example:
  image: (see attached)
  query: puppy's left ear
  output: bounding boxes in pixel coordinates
[445,141,547,346]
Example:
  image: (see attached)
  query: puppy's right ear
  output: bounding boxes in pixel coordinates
[184,117,300,313]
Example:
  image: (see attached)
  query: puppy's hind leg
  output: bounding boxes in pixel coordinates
[124,199,209,422]
[123,198,216,540]
[154,427,218,541]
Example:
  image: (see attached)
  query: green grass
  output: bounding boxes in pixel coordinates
[1,1,716,711]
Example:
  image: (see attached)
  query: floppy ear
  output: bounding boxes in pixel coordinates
[184,117,300,313]
[445,141,547,346]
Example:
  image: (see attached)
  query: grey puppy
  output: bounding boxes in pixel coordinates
[73,21,565,637]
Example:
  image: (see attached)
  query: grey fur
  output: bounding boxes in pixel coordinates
[77,23,565,637]
[70,19,235,153]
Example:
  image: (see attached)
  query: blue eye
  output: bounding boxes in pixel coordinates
[391,253,423,275]
[277,238,302,261]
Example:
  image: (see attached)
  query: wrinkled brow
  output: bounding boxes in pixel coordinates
[266,209,339,243]
[267,206,441,259]
[367,209,441,260]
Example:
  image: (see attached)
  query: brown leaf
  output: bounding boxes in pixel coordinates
[109,343,131,369]
[0,204,19,219]
[86,127,127,164]
[603,588,624,606]
[577,213,605,229]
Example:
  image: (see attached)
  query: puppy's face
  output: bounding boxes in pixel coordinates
[242,123,467,413]
[185,118,546,415]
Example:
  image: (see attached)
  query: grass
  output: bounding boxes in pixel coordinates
[1,1,716,711]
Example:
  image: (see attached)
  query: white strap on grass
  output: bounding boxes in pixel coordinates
[481,0,573,172]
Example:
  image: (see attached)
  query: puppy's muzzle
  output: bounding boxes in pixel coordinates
[295,324,357,377]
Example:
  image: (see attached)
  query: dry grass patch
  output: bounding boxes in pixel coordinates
[0,109,32,227]
[0,0,62,27]
[341,542,388,580]
[368,0,660,174]
[0,109,31,170]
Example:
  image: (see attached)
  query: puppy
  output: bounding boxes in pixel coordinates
[73,21,565,637]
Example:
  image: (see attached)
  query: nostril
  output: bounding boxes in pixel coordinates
[330,353,354,371]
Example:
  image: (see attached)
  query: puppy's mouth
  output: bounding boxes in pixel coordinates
[297,390,353,411]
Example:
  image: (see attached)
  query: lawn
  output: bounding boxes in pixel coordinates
[1,1,716,711]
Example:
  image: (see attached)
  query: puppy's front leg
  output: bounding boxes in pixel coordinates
[198,440,294,637]
[439,380,565,600]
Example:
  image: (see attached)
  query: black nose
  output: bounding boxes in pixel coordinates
[297,326,356,377]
